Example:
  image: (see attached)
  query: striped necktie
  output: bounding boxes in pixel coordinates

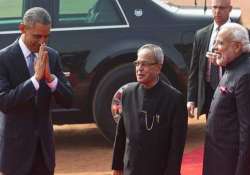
[28,52,36,76]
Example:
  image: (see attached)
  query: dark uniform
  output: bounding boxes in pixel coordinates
[187,23,218,117]
[112,80,187,175]
[203,53,250,175]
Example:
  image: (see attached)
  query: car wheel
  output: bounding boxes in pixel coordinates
[93,63,136,142]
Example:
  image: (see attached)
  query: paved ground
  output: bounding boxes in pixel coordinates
[54,118,206,175]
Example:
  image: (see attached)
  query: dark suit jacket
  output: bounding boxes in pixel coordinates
[112,81,187,175]
[187,23,214,116]
[0,40,73,175]
[203,53,250,175]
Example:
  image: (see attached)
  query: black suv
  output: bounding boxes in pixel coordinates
[0,0,240,141]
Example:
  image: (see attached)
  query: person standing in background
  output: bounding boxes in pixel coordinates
[187,0,232,118]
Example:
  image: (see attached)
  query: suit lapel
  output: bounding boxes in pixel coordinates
[204,24,214,52]
[201,24,214,71]
[9,40,31,81]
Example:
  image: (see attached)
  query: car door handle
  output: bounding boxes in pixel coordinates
[63,72,71,77]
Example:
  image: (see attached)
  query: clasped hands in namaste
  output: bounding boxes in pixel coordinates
[34,43,54,83]
[206,51,224,66]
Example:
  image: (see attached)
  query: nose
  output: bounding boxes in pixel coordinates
[39,36,48,45]
[215,8,219,14]
[136,63,144,70]
[214,7,222,16]
[136,66,143,74]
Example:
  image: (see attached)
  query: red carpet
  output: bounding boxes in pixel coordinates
[181,146,204,175]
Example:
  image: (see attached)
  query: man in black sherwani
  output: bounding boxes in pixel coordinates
[112,44,188,175]
[203,23,250,175]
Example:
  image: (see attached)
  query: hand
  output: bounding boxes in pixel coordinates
[113,170,123,175]
[34,44,47,80]
[187,101,195,118]
[44,52,54,83]
[206,51,222,66]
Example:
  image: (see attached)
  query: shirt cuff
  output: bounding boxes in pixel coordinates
[31,76,40,90]
[47,75,58,92]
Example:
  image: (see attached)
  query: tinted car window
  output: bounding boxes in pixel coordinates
[58,0,125,26]
[0,0,23,27]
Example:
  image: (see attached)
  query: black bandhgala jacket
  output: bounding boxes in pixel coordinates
[112,80,187,175]
[203,53,250,175]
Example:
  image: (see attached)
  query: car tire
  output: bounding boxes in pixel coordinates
[93,63,136,142]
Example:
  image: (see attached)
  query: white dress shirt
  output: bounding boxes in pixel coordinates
[209,19,231,51]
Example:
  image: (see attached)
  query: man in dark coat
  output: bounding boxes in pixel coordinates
[0,7,73,175]
[203,23,250,175]
[112,44,188,175]
[187,0,232,118]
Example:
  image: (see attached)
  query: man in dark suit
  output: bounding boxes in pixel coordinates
[202,23,250,175]
[187,0,232,118]
[112,44,187,175]
[0,7,73,175]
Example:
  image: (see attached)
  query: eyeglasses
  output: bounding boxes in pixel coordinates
[214,40,241,47]
[133,60,158,67]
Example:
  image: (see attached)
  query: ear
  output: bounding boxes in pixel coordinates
[234,42,242,54]
[19,23,26,34]
[156,64,162,74]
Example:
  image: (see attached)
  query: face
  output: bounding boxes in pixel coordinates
[19,22,51,52]
[135,48,162,88]
[213,30,242,66]
[211,0,232,26]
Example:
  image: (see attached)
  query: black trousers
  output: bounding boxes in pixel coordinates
[28,141,54,175]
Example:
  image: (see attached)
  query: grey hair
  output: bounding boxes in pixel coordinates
[220,23,250,53]
[23,7,51,27]
[138,44,164,64]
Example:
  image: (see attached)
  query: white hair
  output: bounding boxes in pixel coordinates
[138,44,164,64]
[220,23,250,53]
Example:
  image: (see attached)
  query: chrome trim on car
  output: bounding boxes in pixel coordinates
[0,0,130,35]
